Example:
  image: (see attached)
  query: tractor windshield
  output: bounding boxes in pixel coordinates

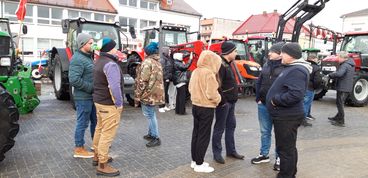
[341,35,368,54]
[161,29,187,47]
[81,23,119,49]
[0,22,10,34]
[232,41,247,56]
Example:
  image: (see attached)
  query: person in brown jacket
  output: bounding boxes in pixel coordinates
[189,50,222,173]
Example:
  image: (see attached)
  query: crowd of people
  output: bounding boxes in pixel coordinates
[68,32,355,177]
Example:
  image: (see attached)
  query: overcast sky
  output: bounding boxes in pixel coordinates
[183,0,366,32]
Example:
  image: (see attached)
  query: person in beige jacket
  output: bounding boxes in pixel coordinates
[188,50,222,173]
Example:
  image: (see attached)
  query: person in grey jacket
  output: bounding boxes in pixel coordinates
[328,51,355,127]
[69,33,96,158]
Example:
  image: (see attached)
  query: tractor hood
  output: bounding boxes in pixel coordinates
[321,55,338,62]
[235,60,261,68]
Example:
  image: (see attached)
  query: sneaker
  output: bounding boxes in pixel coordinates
[306,115,316,121]
[168,105,175,110]
[193,163,214,173]
[143,134,154,140]
[331,120,345,127]
[146,138,161,147]
[273,157,280,171]
[158,108,166,113]
[191,161,209,168]
[163,106,171,111]
[251,154,270,164]
[74,147,94,158]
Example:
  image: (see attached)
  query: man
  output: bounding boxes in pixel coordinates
[302,54,323,127]
[158,47,174,113]
[328,51,355,127]
[212,41,244,164]
[266,42,312,178]
[135,42,165,147]
[93,37,123,177]
[69,33,96,159]
[251,42,285,171]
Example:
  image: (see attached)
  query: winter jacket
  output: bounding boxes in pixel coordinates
[329,58,355,92]
[218,56,239,105]
[266,59,312,119]
[189,51,222,108]
[255,59,284,104]
[68,50,94,100]
[173,58,193,85]
[308,61,323,91]
[134,54,165,106]
[160,48,174,81]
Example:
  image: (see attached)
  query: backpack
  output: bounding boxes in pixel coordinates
[312,67,324,90]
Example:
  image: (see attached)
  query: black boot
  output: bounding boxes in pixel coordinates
[301,119,312,127]
[214,155,225,164]
[146,138,161,147]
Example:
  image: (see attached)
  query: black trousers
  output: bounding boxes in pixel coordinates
[191,105,214,165]
[175,85,187,114]
[159,81,170,108]
[335,91,349,122]
[212,102,237,156]
[273,117,302,178]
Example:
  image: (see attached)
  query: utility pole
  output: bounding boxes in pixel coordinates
[1,0,4,18]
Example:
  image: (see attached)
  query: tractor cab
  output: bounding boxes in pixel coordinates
[0,19,16,76]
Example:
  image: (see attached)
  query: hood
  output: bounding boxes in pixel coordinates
[197,50,222,73]
[288,58,313,74]
[344,58,355,67]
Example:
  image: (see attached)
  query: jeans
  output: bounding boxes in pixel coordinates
[74,99,97,147]
[212,102,237,156]
[257,103,277,157]
[141,104,159,138]
[303,90,315,118]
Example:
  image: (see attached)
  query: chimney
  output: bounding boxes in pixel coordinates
[263,11,267,16]
[273,9,277,14]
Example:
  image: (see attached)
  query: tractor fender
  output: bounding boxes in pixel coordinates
[50,47,70,72]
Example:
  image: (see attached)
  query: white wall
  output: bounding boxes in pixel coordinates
[211,18,242,39]
[343,16,368,32]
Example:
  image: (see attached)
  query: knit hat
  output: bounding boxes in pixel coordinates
[97,37,116,52]
[281,42,302,59]
[144,42,159,56]
[77,33,92,49]
[269,42,285,54]
[221,41,237,55]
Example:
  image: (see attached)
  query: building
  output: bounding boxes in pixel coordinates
[341,8,368,32]
[0,0,201,61]
[200,18,243,41]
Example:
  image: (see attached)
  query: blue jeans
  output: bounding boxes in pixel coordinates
[258,103,277,157]
[303,90,315,118]
[141,104,159,138]
[74,99,97,147]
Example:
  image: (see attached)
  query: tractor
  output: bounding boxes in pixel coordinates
[0,18,40,162]
[316,31,368,106]
[47,18,136,106]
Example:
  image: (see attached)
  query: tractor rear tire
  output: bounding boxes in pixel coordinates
[53,54,70,100]
[346,78,368,107]
[0,85,20,162]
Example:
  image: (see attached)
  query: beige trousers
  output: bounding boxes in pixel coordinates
[92,103,122,163]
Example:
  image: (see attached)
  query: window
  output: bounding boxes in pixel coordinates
[129,0,137,7]
[149,3,157,10]
[119,0,128,5]
[140,20,148,29]
[106,15,115,23]
[37,38,50,50]
[149,21,156,26]
[37,6,50,24]
[4,2,33,23]
[119,17,137,32]
[140,1,148,8]
[95,14,104,21]
[80,12,91,20]
[119,17,128,26]
[68,10,79,19]
[37,6,63,25]
[140,0,158,11]
[94,14,116,23]
[51,8,62,25]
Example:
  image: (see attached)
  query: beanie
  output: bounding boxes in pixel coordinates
[221,41,236,55]
[77,33,92,49]
[144,42,159,56]
[281,42,302,59]
[269,42,285,54]
[98,37,116,52]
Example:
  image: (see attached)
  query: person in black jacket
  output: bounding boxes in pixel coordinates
[328,51,355,127]
[158,47,175,112]
[266,42,312,178]
[173,52,193,115]
[302,54,323,127]
[212,41,244,164]
[251,42,284,171]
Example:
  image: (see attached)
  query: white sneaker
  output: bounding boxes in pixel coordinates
[158,108,166,113]
[168,105,175,110]
[163,106,171,111]
[194,163,214,173]
[190,161,209,168]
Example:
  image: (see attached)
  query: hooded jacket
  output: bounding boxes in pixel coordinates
[266,59,311,119]
[329,58,355,92]
[189,51,222,108]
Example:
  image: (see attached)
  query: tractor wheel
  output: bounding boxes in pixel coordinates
[31,68,43,80]
[314,89,328,100]
[0,85,20,162]
[53,54,70,100]
[346,78,368,107]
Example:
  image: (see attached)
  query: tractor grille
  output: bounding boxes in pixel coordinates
[0,37,10,56]
[321,61,339,75]
[244,64,261,77]
[0,66,10,76]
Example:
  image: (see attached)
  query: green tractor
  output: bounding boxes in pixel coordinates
[0,18,40,162]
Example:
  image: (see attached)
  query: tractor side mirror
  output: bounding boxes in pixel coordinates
[324,37,328,44]
[197,33,201,40]
[62,19,69,34]
[22,24,27,35]
[149,30,156,39]
[129,26,136,39]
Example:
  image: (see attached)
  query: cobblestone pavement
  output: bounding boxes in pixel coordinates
[1,82,368,178]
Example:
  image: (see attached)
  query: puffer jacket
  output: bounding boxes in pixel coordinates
[329,58,355,92]
[173,58,193,85]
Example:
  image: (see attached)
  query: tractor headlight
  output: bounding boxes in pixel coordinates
[249,66,259,71]
[0,57,11,66]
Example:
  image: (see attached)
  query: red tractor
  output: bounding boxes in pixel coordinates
[316,31,368,106]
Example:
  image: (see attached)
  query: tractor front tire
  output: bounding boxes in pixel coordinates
[53,54,70,100]
[0,85,20,162]
[346,78,368,107]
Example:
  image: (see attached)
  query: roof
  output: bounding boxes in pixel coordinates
[8,0,117,14]
[160,0,201,17]
[232,12,309,36]
[341,8,368,18]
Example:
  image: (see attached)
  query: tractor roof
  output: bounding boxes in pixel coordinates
[0,31,10,37]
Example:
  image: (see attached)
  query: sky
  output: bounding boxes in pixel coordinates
[183,0,366,32]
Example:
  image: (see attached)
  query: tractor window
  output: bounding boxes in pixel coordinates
[0,23,10,34]
[161,30,187,47]
[233,41,246,56]
[81,23,119,49]
[143,29,159,48]
[342,35,368,54]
